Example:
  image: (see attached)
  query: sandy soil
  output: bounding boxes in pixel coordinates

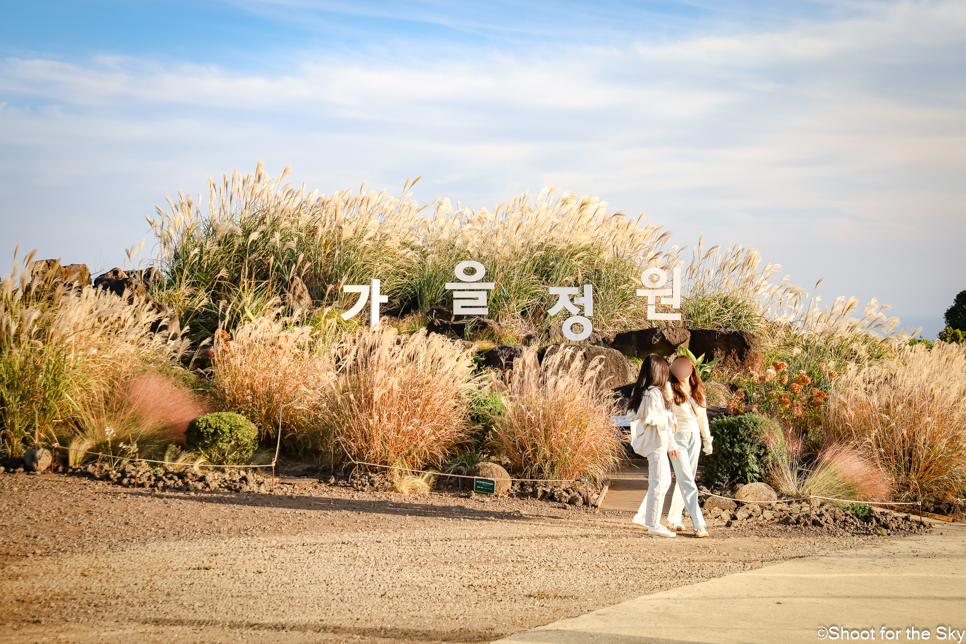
[0,470,899,644]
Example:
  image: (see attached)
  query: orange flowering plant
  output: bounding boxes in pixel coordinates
[727,360,839,433]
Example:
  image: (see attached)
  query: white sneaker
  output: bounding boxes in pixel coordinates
[670,523,686,532]
[648,524,677,538]
[694,528,710,538]
[632,514,649,530]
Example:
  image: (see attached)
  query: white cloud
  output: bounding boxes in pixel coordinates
[1,0,964,324]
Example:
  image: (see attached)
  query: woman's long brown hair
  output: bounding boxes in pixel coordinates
[669,355,707,407]
[627,354,671,414]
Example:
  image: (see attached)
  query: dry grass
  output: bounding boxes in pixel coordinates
[210,316,479,468]
[0,248,189,458]
[71,370,210,461]
[325,328,479,471]
[766,430,892,503]
[393,471,436,494]
[489,347,622,484]
[148,163,680,341]
[823,342,966,501]
[683,235,804,331]
[209,312,335,455]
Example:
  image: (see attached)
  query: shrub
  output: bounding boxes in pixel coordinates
[909,337,934,349]
[728,360,836,445]
[324,328,480,471]
[702,413,780,489]
[466,386,506,451]
[185,412,259,465]
[209,312,335,456]
[488,347,622,484]
[823,342,966,501]
[846,502,872,520]
[938,326,965,344]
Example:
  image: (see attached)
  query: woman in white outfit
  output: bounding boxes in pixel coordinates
[666,355,712,538]
[626,355,679,538]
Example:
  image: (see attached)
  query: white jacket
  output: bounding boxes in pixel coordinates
[626,386,678,458]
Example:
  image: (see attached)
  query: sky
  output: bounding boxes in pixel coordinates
[1,0,964,338]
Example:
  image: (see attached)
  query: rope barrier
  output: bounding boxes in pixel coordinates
[702,491,921,507]
[808,494,921,507]
[52,445,275,468]
[48,440,957,506]
[51,400,297,482]
[338,443,588,485]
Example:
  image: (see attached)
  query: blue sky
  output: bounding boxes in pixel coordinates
[2,0,964,337]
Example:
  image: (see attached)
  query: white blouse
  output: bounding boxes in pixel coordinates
[670,392,711,441]
[626,386,678,457]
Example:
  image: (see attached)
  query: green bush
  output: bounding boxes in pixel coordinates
[466,387,506,448]
[908,337,934,350]
[846,502,872,520]
[185,412,259,465]
[938,326,965,344]
[702,413,779,489]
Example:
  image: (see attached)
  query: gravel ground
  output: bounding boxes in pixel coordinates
[0,471,923,644]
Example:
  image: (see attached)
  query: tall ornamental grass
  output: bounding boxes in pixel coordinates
[149,163,917,358]
[764,426,892,503]
[0,250,189,458]
[823,342,966,502]
[148,164,679,341]
[325,328,480,471]
[489,347,623,484]
[209,312,336,457]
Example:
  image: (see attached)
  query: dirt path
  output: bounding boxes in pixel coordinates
[0,472,894,643]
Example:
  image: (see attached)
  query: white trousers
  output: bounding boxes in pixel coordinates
[666,430,706,530]
[635,444,671,528]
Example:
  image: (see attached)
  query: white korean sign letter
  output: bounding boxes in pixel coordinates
[445,261,495,315]
[341,279,389,327]
[637,266,681,321]
[548,284,594,341]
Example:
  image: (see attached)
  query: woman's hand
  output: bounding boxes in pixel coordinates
[668,449,679,459]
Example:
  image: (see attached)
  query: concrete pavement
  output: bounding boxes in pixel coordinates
[494,520,966,644]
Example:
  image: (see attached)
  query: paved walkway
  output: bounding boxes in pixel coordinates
[494,520,966,644]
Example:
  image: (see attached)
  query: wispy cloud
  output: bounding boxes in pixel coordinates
[0,0,964,330]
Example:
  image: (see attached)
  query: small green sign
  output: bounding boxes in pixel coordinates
[473,477,496,494]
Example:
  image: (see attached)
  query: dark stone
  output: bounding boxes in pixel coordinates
[687,329,763,373]
[426,317,503,340]
[610,327,690,358]
[31,260,92,289]
[129,268,161,285]
[707,405,729,424]
[93,267,179,335]
[427,306,454,322]
[478,345,526,370]
[540,344,630,390]
[94,268,147,300]
[611,382,635,408]
[0,457,26,471]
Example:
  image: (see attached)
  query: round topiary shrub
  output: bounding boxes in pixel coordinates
[185,412,259,465]
[702,413,780,490]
